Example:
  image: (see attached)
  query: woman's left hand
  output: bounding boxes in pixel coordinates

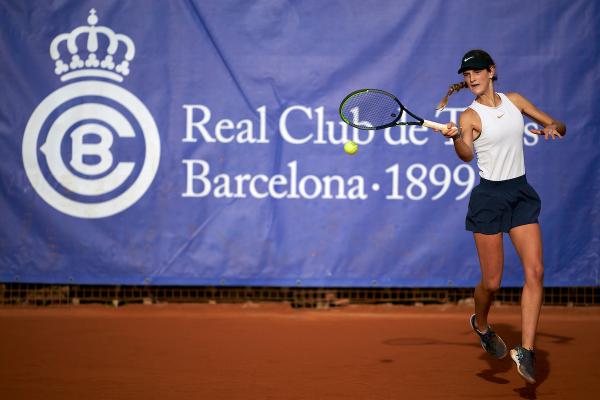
[529,125,563,140]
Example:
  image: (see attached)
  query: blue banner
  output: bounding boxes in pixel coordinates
[1,0,598,286]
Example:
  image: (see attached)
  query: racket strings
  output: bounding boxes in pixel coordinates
[341,92,402,129]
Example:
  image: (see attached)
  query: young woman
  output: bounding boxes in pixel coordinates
[436,49,566,384]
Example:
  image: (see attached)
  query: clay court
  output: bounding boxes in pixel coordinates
[1,303,599,400]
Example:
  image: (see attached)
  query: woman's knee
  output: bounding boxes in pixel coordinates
[525,262,544,285]
[481,277,502,293]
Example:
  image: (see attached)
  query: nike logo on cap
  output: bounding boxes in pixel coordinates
[464,56,475,62]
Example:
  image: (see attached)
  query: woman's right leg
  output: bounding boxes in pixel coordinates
[473,232,504,330]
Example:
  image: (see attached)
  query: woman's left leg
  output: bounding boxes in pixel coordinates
[508,223,544,349]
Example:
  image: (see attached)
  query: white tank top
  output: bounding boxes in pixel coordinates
[468,92,525,181]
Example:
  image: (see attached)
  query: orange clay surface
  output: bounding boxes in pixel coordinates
[1,303,599,400]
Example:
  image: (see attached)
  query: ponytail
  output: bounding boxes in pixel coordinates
[436,81,468,110]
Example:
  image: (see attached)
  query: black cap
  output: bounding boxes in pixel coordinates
[457,49,495,74]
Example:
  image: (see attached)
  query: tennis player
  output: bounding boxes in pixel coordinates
[436,49,566,384]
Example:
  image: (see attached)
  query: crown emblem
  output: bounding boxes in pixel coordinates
[50,9,135,82]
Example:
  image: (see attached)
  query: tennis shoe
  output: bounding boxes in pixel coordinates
[510,346,536,384]
[470,314,507,359]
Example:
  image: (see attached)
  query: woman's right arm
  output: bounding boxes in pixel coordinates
[442,109,475,162]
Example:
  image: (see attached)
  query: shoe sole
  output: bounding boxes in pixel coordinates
[510,349,536,384]
[470,314,507,359]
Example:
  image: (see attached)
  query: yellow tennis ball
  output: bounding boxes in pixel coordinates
[344,140,358,155]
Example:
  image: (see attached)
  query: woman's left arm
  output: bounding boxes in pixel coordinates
[506,92,567,139]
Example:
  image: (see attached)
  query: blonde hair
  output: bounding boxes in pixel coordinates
[436,81,468,110]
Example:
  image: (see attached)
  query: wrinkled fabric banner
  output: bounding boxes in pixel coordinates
[1,0,598,286]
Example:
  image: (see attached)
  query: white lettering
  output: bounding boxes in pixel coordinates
[269,174,288,199]
[182,159,367,200]
[214,174,232,198]
[236,119,254,143]
[215,118,235,143]
[183,104,271,144]
[182,105,214,143]
[279,105,313,144]
[524,123,539,146]
[182,159,211,197]
[249,175,269,198]
[70,125,114,175]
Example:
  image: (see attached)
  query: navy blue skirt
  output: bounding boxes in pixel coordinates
[466,175,541,234]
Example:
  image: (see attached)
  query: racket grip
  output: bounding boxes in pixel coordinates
[422,120,452,131]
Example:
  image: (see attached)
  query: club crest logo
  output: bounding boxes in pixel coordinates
[22,9,160,218]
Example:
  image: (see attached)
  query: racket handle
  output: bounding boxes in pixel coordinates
[422,120,452,132]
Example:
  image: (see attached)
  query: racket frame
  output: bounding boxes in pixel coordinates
[339,89,447,131]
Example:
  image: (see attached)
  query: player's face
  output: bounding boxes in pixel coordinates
[463,68,494,96]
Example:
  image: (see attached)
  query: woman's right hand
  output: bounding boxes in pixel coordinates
[434,122,459,138]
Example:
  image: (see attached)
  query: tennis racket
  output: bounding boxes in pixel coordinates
[339,89,453,132]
